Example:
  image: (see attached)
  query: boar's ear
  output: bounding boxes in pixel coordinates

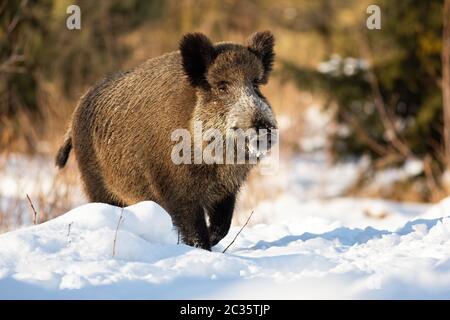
[180,33,216,87]
[247,31,275,83]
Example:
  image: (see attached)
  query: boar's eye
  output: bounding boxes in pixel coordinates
[217,81,230,93]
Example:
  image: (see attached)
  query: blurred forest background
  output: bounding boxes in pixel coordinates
[1,0,449,231]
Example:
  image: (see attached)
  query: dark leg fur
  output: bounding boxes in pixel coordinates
[207,193,236,247]
[172,204,211,251]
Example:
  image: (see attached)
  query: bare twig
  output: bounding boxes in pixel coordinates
[443,0,450,167]
[373,153,404,169]
[340,110,390,157]
[357,31,412,158]
[426,136,446,165]
[423,155,444,202]
[26,193,38,225]
[222,211,254,253]
[112,208,125,257]
[67,222,74,242]
[6,0,29,35]
[0,53,26,74]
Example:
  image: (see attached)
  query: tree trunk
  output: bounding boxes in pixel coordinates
[443,0,450,167]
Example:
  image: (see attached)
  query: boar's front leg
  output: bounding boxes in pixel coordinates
[207,193,236,247]
[171,204,211,251]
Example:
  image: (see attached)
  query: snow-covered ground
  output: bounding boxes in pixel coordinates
[0,106,449,299]
[0,198,449,299]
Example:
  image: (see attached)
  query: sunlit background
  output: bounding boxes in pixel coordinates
[1,0,448,231]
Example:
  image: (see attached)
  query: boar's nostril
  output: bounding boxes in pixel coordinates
[253,118,271,132]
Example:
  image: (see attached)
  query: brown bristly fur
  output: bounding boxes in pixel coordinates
[55,31,277,250]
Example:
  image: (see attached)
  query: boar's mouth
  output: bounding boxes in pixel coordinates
[248,130,277,156]
[231,128,278,162]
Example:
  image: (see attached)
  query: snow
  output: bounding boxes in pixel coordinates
[317,54,369,77]
[0,153,84,229]
[1,106,449,299]
[0,198,449,299]
[372,157,424,188]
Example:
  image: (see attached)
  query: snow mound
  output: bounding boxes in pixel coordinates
[1,199,450,299]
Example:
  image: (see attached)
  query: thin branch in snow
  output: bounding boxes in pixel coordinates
[26,194,39,225]
[112,208,125,257]
[67,222,74,243]
[222,211,254,253]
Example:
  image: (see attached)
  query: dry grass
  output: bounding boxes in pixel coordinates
[0,150,83,233]
[343,164,448,204]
